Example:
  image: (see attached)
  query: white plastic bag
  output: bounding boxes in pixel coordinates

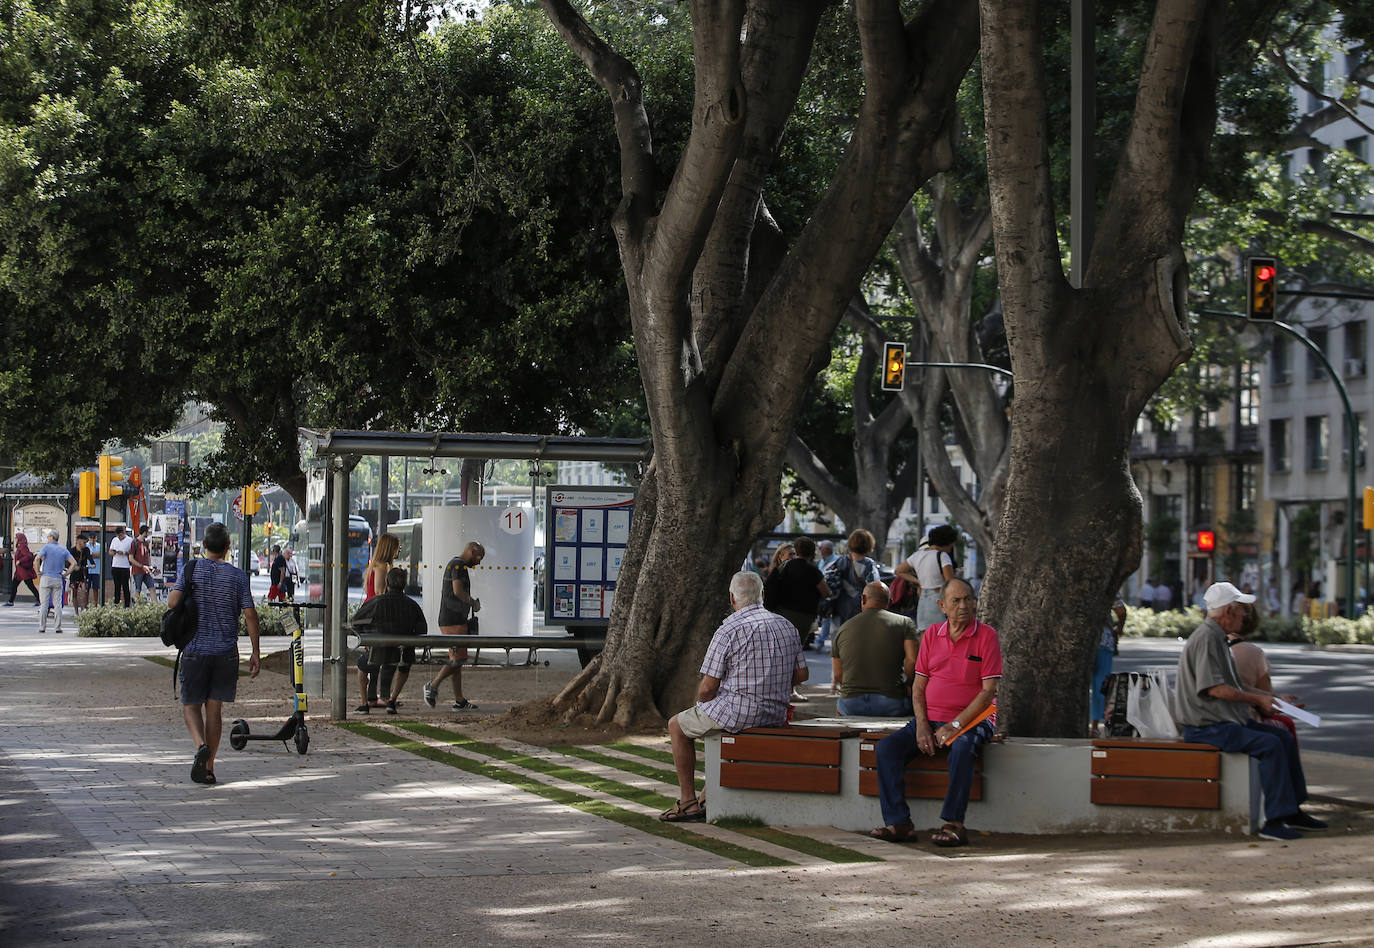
[1125,668,1179,739]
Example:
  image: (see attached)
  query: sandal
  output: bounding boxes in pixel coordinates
[931,822,968,847]
[868,823,918,843]
[660,798,706,823]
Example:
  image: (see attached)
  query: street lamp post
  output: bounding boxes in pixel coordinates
[1199,309,1359,618]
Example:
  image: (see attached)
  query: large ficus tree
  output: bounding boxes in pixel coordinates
[976,0,1286,736]
[540,0,979,724]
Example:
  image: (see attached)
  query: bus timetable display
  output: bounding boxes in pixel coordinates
[544,485,634,625]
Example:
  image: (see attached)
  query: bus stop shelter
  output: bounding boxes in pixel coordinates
[306,430,652,719]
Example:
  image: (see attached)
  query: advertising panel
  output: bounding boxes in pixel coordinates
[544,485,634,627]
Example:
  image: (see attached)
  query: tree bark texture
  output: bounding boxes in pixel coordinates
[544,0,980,725]
[976,0,1227,736]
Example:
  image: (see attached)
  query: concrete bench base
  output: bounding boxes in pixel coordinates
[705,728,1261,835]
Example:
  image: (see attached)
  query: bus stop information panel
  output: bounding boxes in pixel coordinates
[544,485,634,627]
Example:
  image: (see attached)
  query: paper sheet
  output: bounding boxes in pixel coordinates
[1272,697,1321,728]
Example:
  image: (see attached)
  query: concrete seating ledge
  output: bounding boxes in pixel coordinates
[705,718,1262,835]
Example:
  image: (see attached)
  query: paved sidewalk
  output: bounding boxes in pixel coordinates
[2,612,1373,946]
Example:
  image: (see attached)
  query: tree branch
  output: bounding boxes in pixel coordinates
[786,434,857,522]
[1255,208,1374,255]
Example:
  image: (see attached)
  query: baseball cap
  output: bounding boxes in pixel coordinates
[1203,581,1255,611]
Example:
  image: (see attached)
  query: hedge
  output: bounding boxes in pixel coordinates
[1123,605,1374,646]
[77,599,290,638]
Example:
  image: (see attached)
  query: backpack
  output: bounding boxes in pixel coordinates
[160,559,198,686]
[888,574,917,611]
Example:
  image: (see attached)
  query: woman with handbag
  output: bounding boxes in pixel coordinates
[895,524,958,631]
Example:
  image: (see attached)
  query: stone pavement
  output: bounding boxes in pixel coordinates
[2,607,1374,946]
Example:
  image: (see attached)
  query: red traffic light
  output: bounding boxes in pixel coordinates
[1254,265,1274,282]
[1195,530,1216,553]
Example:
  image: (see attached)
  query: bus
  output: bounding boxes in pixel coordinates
[294,514,373,588]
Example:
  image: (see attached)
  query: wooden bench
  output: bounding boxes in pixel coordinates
[719,726,861,794]
[856,731,984,800]
[1090,738,1221,809]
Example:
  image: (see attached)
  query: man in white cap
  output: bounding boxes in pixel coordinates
[1172,581,1326,841]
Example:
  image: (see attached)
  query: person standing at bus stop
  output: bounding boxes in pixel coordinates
[424,540,484,712]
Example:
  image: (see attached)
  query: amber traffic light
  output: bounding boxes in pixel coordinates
[242,483,262,516]
[881,342,907,392]
[1246,256,1278,320]
[78,471,97,518]
[98,454,124,500]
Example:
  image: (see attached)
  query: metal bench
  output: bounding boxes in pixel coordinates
[352,631,605,667]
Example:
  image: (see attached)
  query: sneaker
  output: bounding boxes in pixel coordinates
[423,683,437,708]
[1,602,12,607]
[451,700,477,711]
[354,704,371,714]
[1258,820,1301,841]
[385,700,398,715]
[1283,810,1328,831]
[791,689,809,703]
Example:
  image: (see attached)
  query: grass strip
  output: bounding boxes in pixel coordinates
[604,740,705,772]
[339,721,789,867]
[400,723,677,810]
[714,820,880,864]
[550,744,680,785]
[407,725,875,865]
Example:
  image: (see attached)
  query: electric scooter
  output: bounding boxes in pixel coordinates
[229,601,321,755]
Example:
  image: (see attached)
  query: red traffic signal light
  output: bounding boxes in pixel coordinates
[1246,256,1277,320]
[1195,530,1216,553]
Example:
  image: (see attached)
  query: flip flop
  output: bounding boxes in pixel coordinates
[868,823,918,843]
[931,823,968,847]
[191,744,211,784]
[660,798,706,823]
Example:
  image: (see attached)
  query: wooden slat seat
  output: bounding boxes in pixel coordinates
[856,731,983,800]
[1090,738,1221,809]
[718,726,859,795]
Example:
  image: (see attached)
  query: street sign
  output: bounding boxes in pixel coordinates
[231,493,243,522]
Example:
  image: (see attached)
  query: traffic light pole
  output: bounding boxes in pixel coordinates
[99,502,107,607]
[1199,309,1358,618]
[906,361,1015,380]
[240,512,254,579]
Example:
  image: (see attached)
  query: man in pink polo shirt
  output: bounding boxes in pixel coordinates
[869,577,1001,846]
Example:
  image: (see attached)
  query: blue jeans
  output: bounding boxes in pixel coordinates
[1090,645,1114,720]
[876,718,993,826]
[837,693,911,717]
[1183,720,1306,822]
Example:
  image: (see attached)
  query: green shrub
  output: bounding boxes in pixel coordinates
[1123,605,1374,645]
[78,597,290,638]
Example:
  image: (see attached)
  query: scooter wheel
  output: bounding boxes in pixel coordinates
[229,719,250,751]
[294,724,309,755]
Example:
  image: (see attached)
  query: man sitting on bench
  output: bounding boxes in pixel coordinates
[870,578,1001,847]
[660,571,807,823]
[351,568,427,714]
[1172,581,1326,842]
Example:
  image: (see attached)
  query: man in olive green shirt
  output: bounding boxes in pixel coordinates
[830,582,918,717]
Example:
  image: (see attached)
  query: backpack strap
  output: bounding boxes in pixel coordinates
[171,558,198,690]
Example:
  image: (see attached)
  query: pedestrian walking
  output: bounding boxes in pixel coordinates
[168,522,260,785]
[5,533,38,606]
[423,541,484,712]
[34,530,76,633]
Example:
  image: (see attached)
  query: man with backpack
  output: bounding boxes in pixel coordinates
[167,523,260,785]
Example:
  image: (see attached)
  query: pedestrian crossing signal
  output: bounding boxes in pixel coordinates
[1246,256,1277,320]
[882,342,907,392]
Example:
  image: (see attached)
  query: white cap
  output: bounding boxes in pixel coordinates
[1203,581,1255,611]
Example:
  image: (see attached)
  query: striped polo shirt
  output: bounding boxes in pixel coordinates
[174,557,255,656]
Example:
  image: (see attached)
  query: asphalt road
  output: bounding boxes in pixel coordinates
[802,635,1373,759]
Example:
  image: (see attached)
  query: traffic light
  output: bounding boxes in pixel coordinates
[881,342,907,392]
[78,471,97,518]
[98,454,124,500]
[242,483,262,516]
[1195,530,1216,553]
[265,522,274,536]
[1364,486,1374,531]
[1246,256,1278,320]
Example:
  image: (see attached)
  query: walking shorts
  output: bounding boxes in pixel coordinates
[180,652,240,705]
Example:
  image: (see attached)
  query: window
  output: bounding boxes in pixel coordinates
[1233,463,1257,511]
[1343,413,1368,470]
[1306,415,1329,472]
[1306,326,1328,381]
[1271,336,1291,384]
[1306,61,1325,112]
[1347,136,1369,162]
[1237,362,1260,427]
[1307,147,1324,170]
[1270,419,1290,473]
[1345,321,1367,377]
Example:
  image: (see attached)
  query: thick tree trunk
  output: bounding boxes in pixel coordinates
[542,0,980,725]
[977,0,1226,736]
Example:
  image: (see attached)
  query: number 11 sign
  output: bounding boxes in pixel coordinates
[499,508,528,535]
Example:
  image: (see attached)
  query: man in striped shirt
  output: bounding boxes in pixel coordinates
[168,522,260,785]
[660,571,807,823]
